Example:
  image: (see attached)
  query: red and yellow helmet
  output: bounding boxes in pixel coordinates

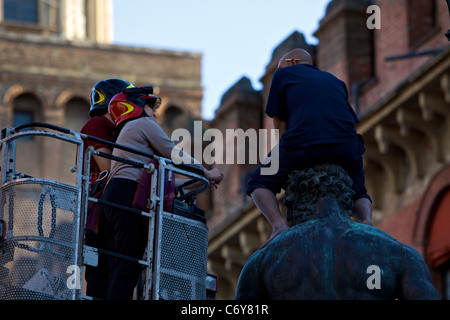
[109,88,161,126]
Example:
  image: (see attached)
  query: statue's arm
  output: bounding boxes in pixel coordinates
[399,245,440,300]
[234,252,267,300]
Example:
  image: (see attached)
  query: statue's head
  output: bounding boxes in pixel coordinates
[284,164,355,226]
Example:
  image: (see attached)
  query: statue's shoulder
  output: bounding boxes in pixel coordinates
[341,222,397,240]
[335,222,409,257]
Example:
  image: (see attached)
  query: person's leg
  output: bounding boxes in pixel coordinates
[85,229,109,299]
[306,137,373,225]
[107,204,147,300]
[345,135,373,225]
[247,139,373,249]
[251,188,289,249]
[247,145,300,248]
[100,178,147,300]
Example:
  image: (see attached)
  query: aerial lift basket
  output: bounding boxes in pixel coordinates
[0,123,210,300]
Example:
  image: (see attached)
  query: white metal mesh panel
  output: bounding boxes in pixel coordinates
[0,179,81,300]
[158,212,208,300]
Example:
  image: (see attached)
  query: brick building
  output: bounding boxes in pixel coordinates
[0,0,203,185]
[2,0,449,301]
[207,0,450,299]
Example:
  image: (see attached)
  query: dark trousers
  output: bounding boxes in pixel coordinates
[247,135,370,201]
[97,178,148,300]
[85,229,109,299]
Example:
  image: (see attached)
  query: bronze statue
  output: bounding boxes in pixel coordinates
[235,164,440,300]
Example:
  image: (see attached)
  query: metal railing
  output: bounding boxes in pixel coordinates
[0,122,210,300]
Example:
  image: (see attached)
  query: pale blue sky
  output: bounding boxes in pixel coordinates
[112,0,330,120]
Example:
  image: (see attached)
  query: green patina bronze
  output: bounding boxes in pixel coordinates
[235,164,440,300]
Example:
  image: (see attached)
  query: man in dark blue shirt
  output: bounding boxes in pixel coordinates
[247,49,372,248]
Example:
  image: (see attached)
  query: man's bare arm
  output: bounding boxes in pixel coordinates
[93,147,111,172]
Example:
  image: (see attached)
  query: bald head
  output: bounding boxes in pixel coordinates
[277,49,313,69]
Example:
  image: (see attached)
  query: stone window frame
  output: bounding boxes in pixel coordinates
[0,0,60,32]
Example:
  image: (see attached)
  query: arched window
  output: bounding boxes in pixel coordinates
[161,105,190,135]
[64,97,90,131]
[426,189,450,299]
[164,105,186,127]
[12,93,41,138]
[60,97,89,184]
[11,93,43,177]
[426,189,450,269]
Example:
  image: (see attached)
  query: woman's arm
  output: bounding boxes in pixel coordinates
[142,117,224,189]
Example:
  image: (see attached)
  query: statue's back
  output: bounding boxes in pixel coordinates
[261,205,404,299]
[235,165,440,300]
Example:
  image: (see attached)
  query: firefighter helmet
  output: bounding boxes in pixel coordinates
[89,78,134,117]
[108,89,161,126]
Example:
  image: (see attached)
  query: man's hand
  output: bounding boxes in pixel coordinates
[204,168,224,190]
[352,197,373,226]
[258,223,289,249]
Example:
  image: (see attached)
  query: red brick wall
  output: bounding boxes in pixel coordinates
[359,0,449,114]
[314,0,374,95]
[207,94,262,230]
[0,36,203,184]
